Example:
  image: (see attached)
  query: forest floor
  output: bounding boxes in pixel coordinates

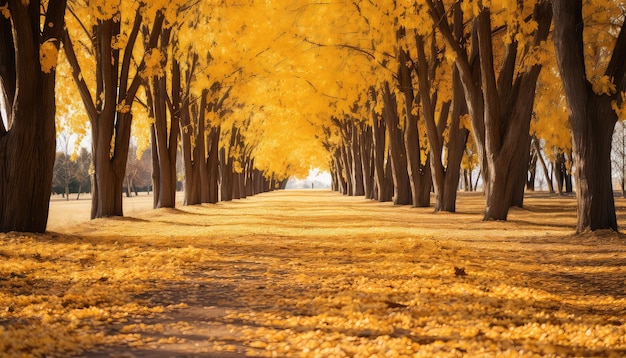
[2,190,626,357]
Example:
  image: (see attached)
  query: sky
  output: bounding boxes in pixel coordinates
[285,168,332,189]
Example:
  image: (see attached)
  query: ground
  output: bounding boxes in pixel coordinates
[2,190,626,357]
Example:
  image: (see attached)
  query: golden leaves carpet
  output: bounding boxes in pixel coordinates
[1,190,626,357]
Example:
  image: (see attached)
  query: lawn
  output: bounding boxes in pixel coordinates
[1,190,625,357]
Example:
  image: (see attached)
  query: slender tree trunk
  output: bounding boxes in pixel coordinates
[359,123,374,199]
[351,123,365,196]
[382,82,411,205]
[527,141,537,191]
[181,95,201,205]
[371,95,390,202]
[399,47,431,208]
[340,141,354,196]
[443,70,470,211]
[149,30,179,209]
[534,140,554,193]
[206,126,221,203]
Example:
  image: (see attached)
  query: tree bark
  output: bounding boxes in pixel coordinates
[553,0,620,232]
[398,47,431,208]
[206,125,221,203]
[428,0,550,219]
[359,123,374,199]
[350,123,365,196]
[382,82,411,205]
[370,90,391,202]
[0,1,66,232]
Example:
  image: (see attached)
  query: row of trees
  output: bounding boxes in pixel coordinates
[1,1,625,234]
[321,0,626,233]
[1,1,301,233]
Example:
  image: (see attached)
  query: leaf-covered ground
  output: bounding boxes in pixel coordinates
[2,190,626,357]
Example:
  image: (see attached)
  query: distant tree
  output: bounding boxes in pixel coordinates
[74,147,92,199]
[53,133,77,200]
[53,153,76,200]
[125,146,151,197]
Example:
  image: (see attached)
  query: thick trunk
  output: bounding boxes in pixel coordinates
[573,98,618,231]
[0,1,65,233]
[510,134,531,207]
[382,82,411,205]
[553,0,620,232]
[91,142,125,218]
[479,3,552,220]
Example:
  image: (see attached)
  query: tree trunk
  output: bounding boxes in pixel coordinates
[382,82,411,205]
[351,123,365,196]
[428,0,550,218]
[553,0,620,232]
[370,94,391,202]
[359,123,374,199]
[478,4,552,220]
[149,29,179,209]
[527,141,537,191]
[340,141,354,195]
[0,1,65,233]
[333,148,347,194]
[181,93,201,205]
[399,47,431,208]
[442,69,470,211]
[206,126,221,203]
[534,140,554,193]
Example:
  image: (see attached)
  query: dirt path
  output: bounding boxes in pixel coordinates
[2,190,626,357]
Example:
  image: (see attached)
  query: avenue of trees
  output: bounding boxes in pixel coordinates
[1,0,626,233]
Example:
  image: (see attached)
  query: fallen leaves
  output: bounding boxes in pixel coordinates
[1,191,626,357]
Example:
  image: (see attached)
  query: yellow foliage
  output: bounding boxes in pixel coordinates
[592,75,617,96]
[141,49,165,79]
[40,39,59,73]
[611,92,626,120]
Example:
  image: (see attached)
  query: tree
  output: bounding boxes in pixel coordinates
[53,133,78,200]
[74,147,92,199]
[62,1,165,218]
[427,0,552,220]
[552,0,626,232]
[0,1,67,232]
